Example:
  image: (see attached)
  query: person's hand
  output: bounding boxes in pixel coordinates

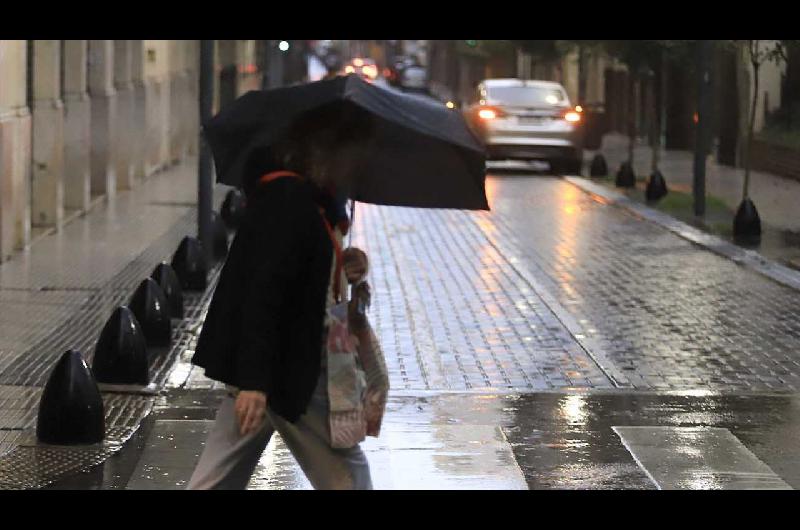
[235,390,267,436]
[343,247,368,284]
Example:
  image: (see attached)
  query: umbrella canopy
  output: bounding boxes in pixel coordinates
[203,74,488,210]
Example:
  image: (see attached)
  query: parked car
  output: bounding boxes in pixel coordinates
[466,79,583,174]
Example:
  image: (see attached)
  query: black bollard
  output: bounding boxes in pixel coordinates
[645,169,668,202]
[616,161,636,188]
[93,306,149,386]
[151,262,184,319]
[733,198,762,240]
[171,236,208,291]
[211,211,229,260]
[221,188,246,230]
[589,154,608,177]
[129,278,172,347]
[37,350,105,445]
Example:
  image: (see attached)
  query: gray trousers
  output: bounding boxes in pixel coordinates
[187,374,373,490]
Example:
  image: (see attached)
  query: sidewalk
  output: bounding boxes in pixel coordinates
[588,133,800,233]
[0,158,227,488]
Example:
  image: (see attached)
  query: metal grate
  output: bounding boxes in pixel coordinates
[0,209,201,387]
[0,264,221,489]
[0,207,225,489]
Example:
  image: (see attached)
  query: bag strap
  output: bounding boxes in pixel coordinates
[258,170,344,302]
[320,214,344,303]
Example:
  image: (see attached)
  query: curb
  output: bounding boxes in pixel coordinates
[564,176,800,293]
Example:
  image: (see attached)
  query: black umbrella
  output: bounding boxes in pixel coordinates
[203,74,488,210]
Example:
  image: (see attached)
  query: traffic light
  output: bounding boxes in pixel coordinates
[466,40,478,47]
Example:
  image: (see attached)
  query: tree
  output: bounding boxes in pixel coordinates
[743,40,764,203]
[511,40,563,62]
[731,40,793,238]
[511,40,605,100]
[740,40,789,201]
[602,40,686,172]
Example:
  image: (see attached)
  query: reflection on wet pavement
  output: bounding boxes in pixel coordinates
[246,391,800,490]
[248,394,528,490]
[126,420,211,490]
[349,197,613,392]
[613,426,791,490]
[94,388,800,490]
[504,392,800,489]
[481,176,800,391]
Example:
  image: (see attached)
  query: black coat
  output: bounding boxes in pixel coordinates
[192,177,333,423]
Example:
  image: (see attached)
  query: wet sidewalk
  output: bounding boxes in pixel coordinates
[587,133,800,233]
[0,157,228,487]
[58,384,800,490]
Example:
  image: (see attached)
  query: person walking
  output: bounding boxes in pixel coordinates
[187,105,375,490]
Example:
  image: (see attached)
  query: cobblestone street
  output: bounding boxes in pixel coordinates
[122,170,800,490]
[353,173,800,393]
[349,195,612,392]
[5,165,800,490]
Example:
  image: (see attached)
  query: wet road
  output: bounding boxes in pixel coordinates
[243,390,800,490]
[42,171,800,489]
[481,174,800,391]
[352,172,800,393]
[46,389,800,490]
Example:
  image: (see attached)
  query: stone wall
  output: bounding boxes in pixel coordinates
[750,138,800,182]
[0,39,242,263]
[0,40,31,259]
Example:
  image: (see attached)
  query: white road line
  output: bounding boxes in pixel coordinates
[613,426,792,490]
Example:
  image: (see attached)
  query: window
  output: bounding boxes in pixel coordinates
[487,86,567,107]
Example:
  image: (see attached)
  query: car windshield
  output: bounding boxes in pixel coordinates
[487,86,566,107]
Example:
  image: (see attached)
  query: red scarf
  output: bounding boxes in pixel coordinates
[259,170,345,301]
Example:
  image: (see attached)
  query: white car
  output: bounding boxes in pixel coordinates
[400,65,428,93]
[467,79,584,174]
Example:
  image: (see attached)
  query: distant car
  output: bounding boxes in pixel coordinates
[467,79,583,174]
[342,58,379,82]
[384,56,408,86]
[400,64,428,93]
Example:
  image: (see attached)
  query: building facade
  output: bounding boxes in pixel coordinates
[0,39,271,263]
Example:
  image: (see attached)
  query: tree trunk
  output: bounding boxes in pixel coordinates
[628,73,636,164]
[652,50,667,172]
[578,45,587,105]
[787,62,792,130]
[743,43,760,201]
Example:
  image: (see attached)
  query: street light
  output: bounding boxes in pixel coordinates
[279,41,290,52]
